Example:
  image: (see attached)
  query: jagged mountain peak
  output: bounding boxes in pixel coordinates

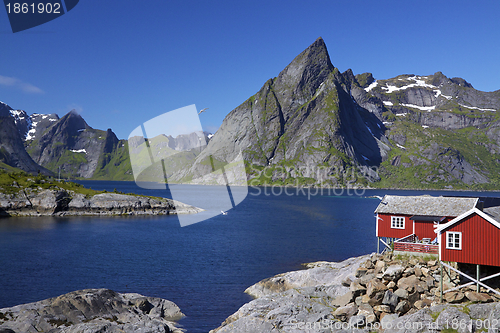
[0,101,13,117]
[450,77,473,88]
[273,37,334,103]
[180,37,388,185]
[354,73,375,89]
[56,110,91,135]
[25,109,125,178]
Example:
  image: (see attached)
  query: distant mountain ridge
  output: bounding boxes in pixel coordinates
[1,37,499,189]
[0,102,131,179]
[0,102,213,181]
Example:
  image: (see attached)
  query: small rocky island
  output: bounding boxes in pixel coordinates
[0,189,202,216]
[0,172,202,217]
[0,289,185,333]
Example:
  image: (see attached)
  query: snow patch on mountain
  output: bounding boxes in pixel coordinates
[364,80,378,92]
[382,76,437,93]
[458,104,497,112]
[25,128,36,141]
[25,113,60,141]
[9,109,32,139]
[314,81,327,98]
[401,103,436,112]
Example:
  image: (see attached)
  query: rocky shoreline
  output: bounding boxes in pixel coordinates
[0,189,202,217]
[210,253,500,332]
[0,289,185,333]
[3,253,500,332]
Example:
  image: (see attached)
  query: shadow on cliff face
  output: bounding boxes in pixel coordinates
[336,82,386,167]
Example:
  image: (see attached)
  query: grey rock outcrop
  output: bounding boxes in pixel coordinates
[0,289,184,333]
[0,189,202,217]
[211,253,500,333]
[245,255,370,298]
[211,255,372,332]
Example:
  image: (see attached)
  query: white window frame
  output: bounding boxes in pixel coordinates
[391,216,405,229]
[446,231,462,250]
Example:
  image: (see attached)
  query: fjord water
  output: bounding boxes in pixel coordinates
[0,182,498,332]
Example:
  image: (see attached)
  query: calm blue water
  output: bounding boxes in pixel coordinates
[0,182,498,332]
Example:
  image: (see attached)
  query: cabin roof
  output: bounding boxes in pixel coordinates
[374,195,478,216]
[484,206,500,222]
[435,207,500,233]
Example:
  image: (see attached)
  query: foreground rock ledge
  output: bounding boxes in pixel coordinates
[0,189,203,216]
[0,289,185,333]
[211,253,500,333]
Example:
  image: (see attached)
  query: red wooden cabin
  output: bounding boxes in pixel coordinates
[374,195,479,254]
[435,207,500,266]
[435,206,500,296]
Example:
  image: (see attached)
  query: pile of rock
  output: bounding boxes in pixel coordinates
[332,253,498,327]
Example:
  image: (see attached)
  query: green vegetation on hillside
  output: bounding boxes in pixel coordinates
[92,140,134,181]
[374,120,500,190]
[0,170,103,196]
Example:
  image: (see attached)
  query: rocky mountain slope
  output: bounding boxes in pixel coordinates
[0,102,51,175]
[354,72,500,189]
[24,110,132,179]
[0,102,213,182]
[185,38,500,189]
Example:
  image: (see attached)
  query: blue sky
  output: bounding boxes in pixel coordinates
[1,0,499,139]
